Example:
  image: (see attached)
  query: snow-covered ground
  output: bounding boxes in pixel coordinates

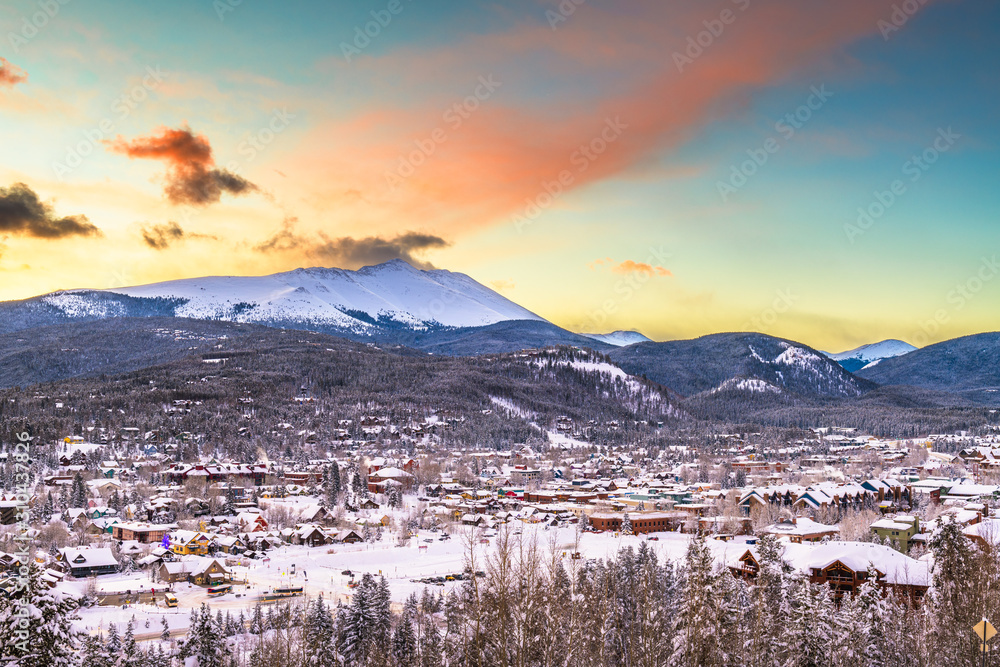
[67,523,705,639]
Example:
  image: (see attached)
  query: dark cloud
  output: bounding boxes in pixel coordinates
[0,182,102,239]
[0,57,27,88]
[255,219,448,269]
[106,126,257,206]
[140,221,218,250]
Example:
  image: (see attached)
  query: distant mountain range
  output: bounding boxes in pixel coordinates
[609,333,874,401]
[1,260,998,412]
[581,331,653,347]
[857,332,1000,404]
[825,339,917,372]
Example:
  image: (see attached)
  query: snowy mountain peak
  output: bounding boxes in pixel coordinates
[41,260,547,333]
[580,331,652,347]
[826,339,917,373]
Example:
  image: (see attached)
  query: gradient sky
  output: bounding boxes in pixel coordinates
[1,0,998,352]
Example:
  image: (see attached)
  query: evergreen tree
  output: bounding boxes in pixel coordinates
[339,573,375,665]
[392,608,418,667]
[71,471,89,508]
[122,620,140,667]
[620,512,633,536]
[109,489,123,514]
[106,623,121,656]
[160,615,171,643]
[929,516,980,666]
[192,603,227,667]
[672,531,724,666]
[304,597,338,666]
[420,622,443,667]
[323,461,341,508]
[250,602,265,635]
[81,633,111,667]
[782,579,835,667]
[0,564,86,667]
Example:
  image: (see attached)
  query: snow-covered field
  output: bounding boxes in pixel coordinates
[67,524,707,639]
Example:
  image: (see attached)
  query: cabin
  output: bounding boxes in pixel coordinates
[60,547,119,578]
[298,505,334,525]
[335,529,363,544]
[782,541,929,600]
[870,515,920,553]
[293,524,330,547]
[189,558,231,586]
[158,561,193,583]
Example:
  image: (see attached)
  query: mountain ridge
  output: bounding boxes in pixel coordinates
[826,339,917,372]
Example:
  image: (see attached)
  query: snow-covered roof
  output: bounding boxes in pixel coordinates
[370,466,413,479]
[761,518,838,537]
[60,546,119,569]
[781,541,929,587]
[963,518,1000,546]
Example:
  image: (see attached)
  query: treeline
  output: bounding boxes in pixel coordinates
[0,342,686,461]
[6,518,1000,666]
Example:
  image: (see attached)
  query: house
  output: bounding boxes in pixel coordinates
[214,535,246,554]
[870,515,920,553]
[293,524,330,547]
[759,517,839,544]
[189,558,231,586]
[158,560,194,583]
[334,529,363,544]
[0,552,26,573]
[60,547,119,578]
[298,505,334,525]
[112,522,172,544]
[170,530,212,556]
[963,518,1000,548]
[234,511,269,533]
[367,466,415,493]
[243,534,279,551]
[782,541,930,599]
